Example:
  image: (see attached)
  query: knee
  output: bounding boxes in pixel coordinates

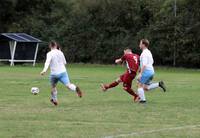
[137,84,148,91]
[123,87,127,91]
[137,83,143,88]
[143,85,148,91]
[116,78,122,83]
[123,84,130,91]
[51,87,56,92]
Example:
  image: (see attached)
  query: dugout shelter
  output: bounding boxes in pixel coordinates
[0,33,41,66]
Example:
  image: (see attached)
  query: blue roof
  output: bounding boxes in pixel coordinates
[0,33,42,42]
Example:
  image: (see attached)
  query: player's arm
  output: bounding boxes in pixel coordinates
[61,52,67,65]
[115,58,122,64]
[138,56,147,79]
[40,53,51,75]
[115,55,125,64]
[140,65,146,75]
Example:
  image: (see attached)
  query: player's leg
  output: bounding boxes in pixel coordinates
[50,75,59,106]
[101,78,121,92]
[122,72,140,102]
[137,82,146,103]
[146,82,166,92]
[123,84,140,102]
[66,83,83,98]
[137,72,152,103]
[157,81,166,92]
[143,76,166,92]
[59,72,83,98]
[50,86,58,106]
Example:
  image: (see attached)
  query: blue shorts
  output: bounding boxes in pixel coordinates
[50,72,70,86]
[139,70,154,85]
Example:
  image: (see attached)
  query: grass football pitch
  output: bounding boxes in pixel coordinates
[0,64,200,138]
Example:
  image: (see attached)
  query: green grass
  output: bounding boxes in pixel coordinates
[0,64,200,138]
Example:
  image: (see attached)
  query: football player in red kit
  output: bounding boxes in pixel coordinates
[101,48,140,102]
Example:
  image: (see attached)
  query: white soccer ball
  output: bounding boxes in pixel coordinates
[31,87,39,95]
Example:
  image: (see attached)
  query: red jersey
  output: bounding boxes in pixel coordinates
[121,53,139,73]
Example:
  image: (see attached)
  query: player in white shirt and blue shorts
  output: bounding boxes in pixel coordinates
[40,41,83,106]
[137,39,166,103]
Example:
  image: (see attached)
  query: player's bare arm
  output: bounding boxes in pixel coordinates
[40,64,48,75]
[115,58,122,64]
[40,53,51,76]
[138,65,146,80]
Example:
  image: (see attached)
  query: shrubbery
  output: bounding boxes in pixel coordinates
[0,0,199,67]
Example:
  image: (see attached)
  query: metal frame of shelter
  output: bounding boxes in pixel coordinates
[0,33,42,66]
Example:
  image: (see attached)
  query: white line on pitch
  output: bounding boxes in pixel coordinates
[104,124,200,138]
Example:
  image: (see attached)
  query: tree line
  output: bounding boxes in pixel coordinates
[0,0,199,67]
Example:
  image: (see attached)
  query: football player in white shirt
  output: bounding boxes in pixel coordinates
[137,39,166,103]
[40,41,83,106]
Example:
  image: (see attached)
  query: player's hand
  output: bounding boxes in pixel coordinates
[137,73,142,81]
[40,71,46,76]
[115,59,122,64]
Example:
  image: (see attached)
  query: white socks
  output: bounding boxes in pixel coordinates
[51,90,57,101]
[138,88,146,101]
[147,83,159,90]
[68,83,77,91]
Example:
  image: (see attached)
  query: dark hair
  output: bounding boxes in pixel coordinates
[141,39,149,47]
[49,41,57,48]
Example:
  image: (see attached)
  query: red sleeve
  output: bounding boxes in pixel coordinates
[121,54,126,61]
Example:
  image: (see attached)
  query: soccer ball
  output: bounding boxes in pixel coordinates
[31,87,39,95]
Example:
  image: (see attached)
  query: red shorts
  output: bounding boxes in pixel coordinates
[120,70,136,88]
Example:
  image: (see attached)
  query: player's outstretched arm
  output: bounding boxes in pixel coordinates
[115,58,122,64]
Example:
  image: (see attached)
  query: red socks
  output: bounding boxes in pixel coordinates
[123,87,138,97]
[105,82,138,98]
[106,81,119,89]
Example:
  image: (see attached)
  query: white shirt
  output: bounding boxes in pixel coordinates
[140,48,154,72]
[42,49,67,75]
